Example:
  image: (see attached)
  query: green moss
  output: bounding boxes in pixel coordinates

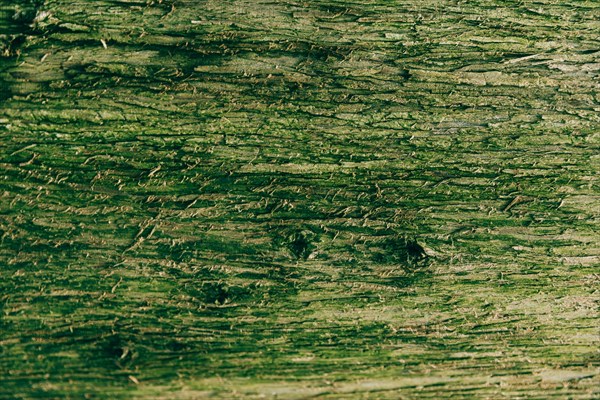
[1,0,598,398]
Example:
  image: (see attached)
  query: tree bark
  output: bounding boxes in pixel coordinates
[1,0,598,398]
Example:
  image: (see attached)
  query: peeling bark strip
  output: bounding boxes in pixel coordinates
[1,0,599,398]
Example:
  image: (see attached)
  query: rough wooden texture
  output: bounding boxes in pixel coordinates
[1,0,599,398]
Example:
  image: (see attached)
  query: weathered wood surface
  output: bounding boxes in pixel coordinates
[1,0,599,398]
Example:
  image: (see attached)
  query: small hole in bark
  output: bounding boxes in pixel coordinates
[201,282,229,305]
[372,236,429,270]
[399,69,411,80]
[287,230,316,260]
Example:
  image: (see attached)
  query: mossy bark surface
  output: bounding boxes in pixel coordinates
[1,1,599,398]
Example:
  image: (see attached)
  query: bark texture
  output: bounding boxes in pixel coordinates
[1,0,599,398]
